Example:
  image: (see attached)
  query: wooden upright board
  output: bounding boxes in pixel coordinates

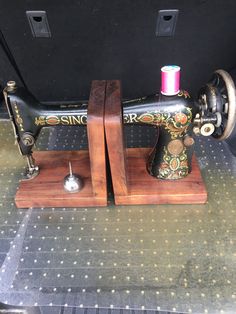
[15,80,107,208]
[104,80,207,205]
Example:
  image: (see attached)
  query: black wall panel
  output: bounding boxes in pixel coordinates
[0,0,236,101]
[0,41,24,116]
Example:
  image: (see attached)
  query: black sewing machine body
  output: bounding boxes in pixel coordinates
[4,83,88,156]
[123,91,197,179]
[3,69,236,181]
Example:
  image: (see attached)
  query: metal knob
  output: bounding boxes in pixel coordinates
[7,81,16,91]
[22,133,35,146]
[200,123,215,136]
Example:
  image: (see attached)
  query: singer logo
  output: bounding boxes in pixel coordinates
[35,115,87,126]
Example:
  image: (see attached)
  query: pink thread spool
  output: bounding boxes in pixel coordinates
[161,65,180,96]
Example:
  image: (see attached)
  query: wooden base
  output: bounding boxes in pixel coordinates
[114,148,207,205]
[15,151,107,208]
[104,80,207,206]
[15,80,107,208]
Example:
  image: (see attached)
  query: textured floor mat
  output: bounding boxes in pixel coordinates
[0,121,236,314]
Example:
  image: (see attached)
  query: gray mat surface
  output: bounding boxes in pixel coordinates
[0,121,236,314]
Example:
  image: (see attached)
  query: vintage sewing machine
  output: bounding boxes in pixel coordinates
[3,68,236,207]
[3,80,108,207]
[4,81,88,179]
[121,69,236,180]
[104,68,236,204]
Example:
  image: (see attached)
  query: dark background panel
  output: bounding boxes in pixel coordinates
[0,0,236,101]
[0,40,24,118]
[0,45,21,91]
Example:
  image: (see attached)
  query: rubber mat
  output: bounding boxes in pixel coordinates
[0,120,236,314]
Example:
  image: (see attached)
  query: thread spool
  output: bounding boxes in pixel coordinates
[161,65,180,96]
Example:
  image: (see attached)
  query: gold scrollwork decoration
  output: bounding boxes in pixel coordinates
[137,107,192,139]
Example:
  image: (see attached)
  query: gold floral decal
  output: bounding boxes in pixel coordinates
[158,146,189,180]
[35,116,60,126]
[138,107,192,139]
[14,103,24,131]
[35,116,46,126]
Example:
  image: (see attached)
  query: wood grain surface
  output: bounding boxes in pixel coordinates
[104,80,128,195]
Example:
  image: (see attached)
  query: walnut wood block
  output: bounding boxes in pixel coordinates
[87,80,107,199]
[105,80,207,205]
[15,80,107,208]
[15,151,107,208]
[105,80,128,195]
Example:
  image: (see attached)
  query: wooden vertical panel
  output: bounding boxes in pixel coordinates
[104,80,128,195]
[87,80,107,198]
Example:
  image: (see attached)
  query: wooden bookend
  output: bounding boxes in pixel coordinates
[15,80,107,208]
[104,80,207,205]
